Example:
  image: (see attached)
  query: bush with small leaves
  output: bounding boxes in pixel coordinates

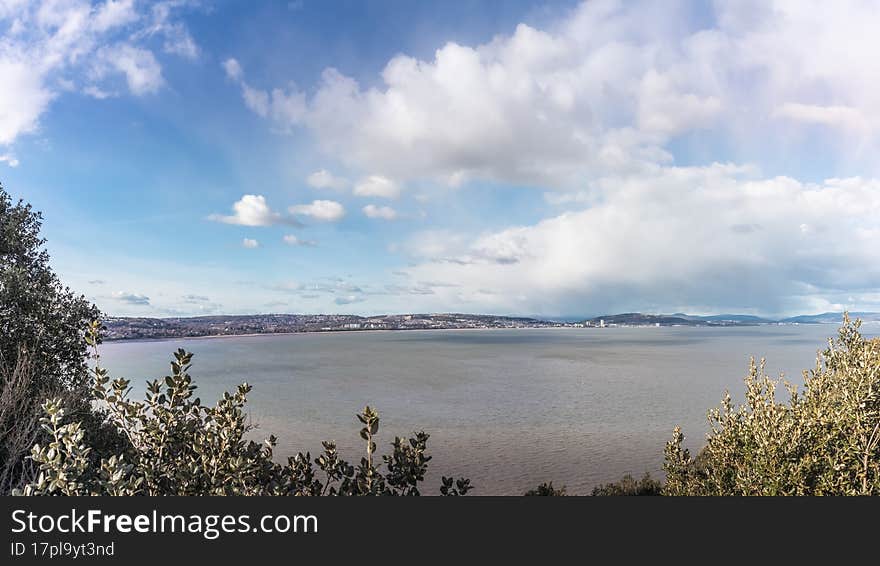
[440,476,472,496]
[663,315,880,495]
[18,321,470,496]
[524,482,566,496]
[590,473,662,496]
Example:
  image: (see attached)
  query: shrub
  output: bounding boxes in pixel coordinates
[663,315,880,495]
[524,482,566,496]
[18,322,471,496]
[591,473,662,496]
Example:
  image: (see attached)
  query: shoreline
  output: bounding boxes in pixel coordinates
[100,321,853,345]
[102,325,568,344]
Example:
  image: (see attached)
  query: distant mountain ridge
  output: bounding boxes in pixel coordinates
[672,313,775,323]
[587,311,880,326]
[778,312,880,324]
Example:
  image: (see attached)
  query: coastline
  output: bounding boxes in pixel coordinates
[99,321,856,345]
[102,325,564,344]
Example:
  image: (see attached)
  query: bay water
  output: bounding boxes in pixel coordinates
[99,324,875,495]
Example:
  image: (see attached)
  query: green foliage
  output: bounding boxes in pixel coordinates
[663,315,880,495]
[591,473,662,496]
[524,482,566,496]
[439,476,472,496]
[0,184,104,494]
[0,184,99,390]
[19,322,471,496]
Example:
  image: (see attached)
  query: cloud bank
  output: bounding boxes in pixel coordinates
[230,0,880,189]
[403,166,880,316]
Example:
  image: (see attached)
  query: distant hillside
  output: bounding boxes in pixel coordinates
[673,313,775,324]
[780,312,880,324]
[588,311,878,326]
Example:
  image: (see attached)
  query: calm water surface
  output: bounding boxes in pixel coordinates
[99,324,877,495]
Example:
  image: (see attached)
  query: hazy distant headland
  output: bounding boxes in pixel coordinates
[102,311,880,341]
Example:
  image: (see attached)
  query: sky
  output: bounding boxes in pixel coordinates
[2,0,880,319]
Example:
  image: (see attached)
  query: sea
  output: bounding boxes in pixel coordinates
[98,323,877,495]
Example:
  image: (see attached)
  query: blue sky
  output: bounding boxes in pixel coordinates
[3,0,880,318]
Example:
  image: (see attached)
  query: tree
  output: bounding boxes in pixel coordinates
[0,183,101,493]
[0,184,99,389]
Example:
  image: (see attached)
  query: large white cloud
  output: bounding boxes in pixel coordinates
[401,165,880,316]
[0,0,197,158]
[230,0,880,189]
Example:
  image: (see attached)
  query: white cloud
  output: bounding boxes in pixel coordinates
[354,175,399,198]
[221,58,307,128]
[241,83,269,116]
[402,165,880,316]
[0,58,53,145]
[0,0,197,152]
[230,0,880,190]
[289,199,345,221]
[223,58,243,81]
[242,238,259,249]
[94,44,163,95]
[93,0,138,32]
[209,194,295,226]
[136,1,200,60]
[363,204,397,220]
[307,169,349,190]
[282,234,317,247]
[0,153,20,167]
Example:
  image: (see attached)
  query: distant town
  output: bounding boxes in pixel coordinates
[101,311,880,341]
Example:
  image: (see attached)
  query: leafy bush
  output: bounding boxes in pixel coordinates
[591,473,662,496]
[663,316,880,495]
[524,482,566,496]
[18,322,470,496]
